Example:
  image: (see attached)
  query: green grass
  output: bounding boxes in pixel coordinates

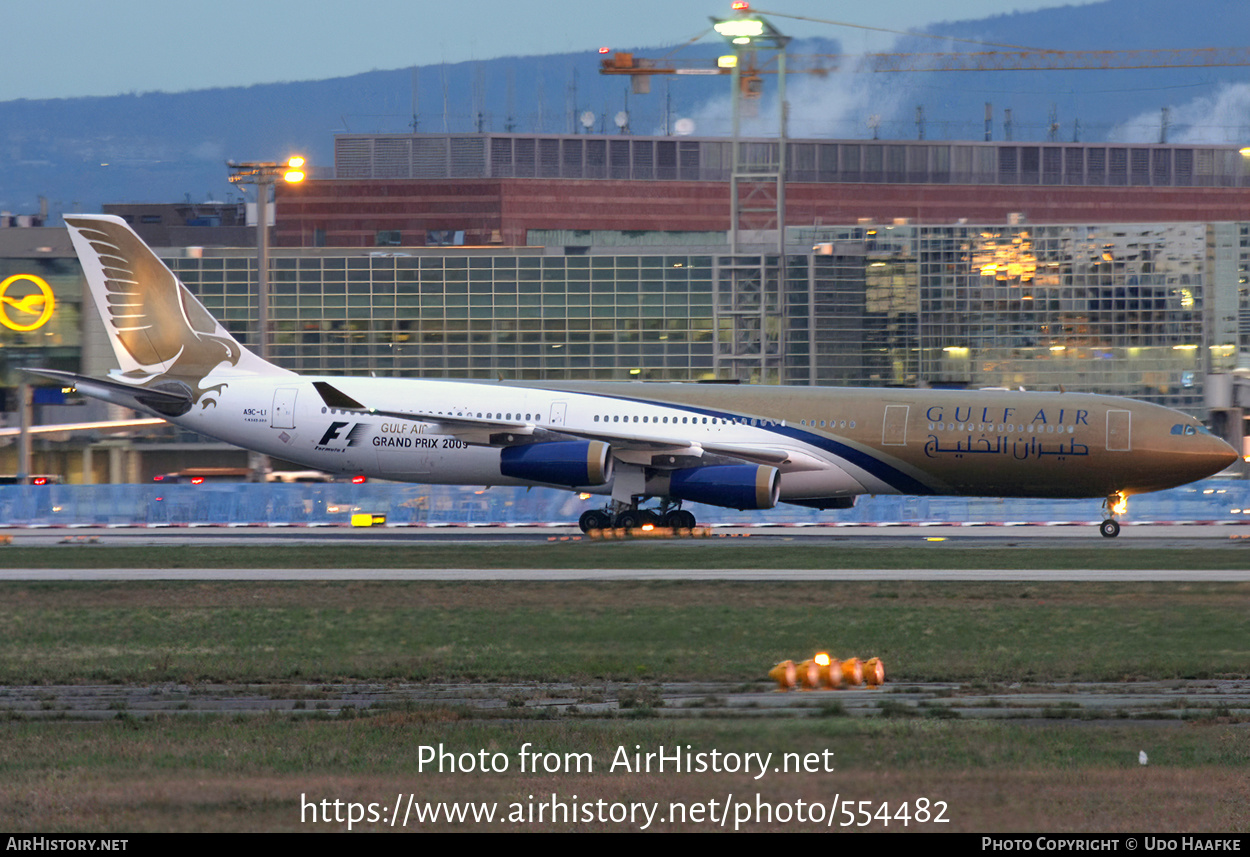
[1,715,1245,777]
[2,715,1246,831]
[0,580,1246,684]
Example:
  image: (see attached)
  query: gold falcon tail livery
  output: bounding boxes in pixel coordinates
[63,214,291,410]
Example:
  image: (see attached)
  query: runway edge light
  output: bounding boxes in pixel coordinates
[815,652,842,689]
[796,657,822,689]
[864,657,886,687]
[840,657,864,686]
[770,653,886,691]
[768,660,797,691]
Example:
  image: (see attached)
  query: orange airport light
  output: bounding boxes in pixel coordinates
[840,657,864,686]
[770,653,886,691]
[796,657,822,689]
[864,657,886,687]
[768,659,797,690]
[814,652,842,689]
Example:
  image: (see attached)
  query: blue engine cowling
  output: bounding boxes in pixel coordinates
[668,464,780,510]
[499,440,613,487]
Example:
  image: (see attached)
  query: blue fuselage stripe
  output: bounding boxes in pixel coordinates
[550,388,938,496]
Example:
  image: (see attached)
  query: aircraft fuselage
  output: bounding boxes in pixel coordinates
[175,375,1235,503]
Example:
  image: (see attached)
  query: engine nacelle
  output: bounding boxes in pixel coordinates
[668,464,780,510]
[499,440,613,487]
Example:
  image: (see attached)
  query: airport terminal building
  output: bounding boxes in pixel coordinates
[2,133,1249,480]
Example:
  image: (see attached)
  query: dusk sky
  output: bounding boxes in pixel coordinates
[6,0,1101,102]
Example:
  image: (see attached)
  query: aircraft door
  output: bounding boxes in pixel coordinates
[1106,409,1131,451]
[882,405,909,446]
[272,388,298,429]
[549,401,567,427]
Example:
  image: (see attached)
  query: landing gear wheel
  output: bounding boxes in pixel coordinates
[1099,519,1121,538]
[664,509,697,530]
[615,510,642,530]
[579,510,610,533]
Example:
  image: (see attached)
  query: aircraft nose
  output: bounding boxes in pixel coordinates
[1203,435,1241,477]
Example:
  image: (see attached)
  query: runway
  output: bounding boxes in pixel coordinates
[3,521,1248,548]
[3,521,1248,580]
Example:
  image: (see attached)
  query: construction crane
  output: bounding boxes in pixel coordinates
[599,1,1250,93]
[601,46,1250,87]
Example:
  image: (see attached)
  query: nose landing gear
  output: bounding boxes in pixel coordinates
[1100,492,1127,538]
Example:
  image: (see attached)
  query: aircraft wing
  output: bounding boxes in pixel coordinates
[551,424,793,462]
[313,381,800,468]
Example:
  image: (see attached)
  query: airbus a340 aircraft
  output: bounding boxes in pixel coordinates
[31,215,1238,536]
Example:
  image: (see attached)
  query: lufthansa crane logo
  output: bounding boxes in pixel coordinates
[0,274,56,332]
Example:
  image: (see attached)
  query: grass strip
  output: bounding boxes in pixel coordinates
[1,716,1246,831]
[0,580,1246,684]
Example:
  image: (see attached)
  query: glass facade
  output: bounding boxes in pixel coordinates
[166,220,1242,415]
[799,223,1211,412]
[1239,223,1250,354]
[168,252,718,381]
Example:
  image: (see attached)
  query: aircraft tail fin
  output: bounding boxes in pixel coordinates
[63,214,288,391]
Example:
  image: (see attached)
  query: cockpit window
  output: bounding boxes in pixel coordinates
[1171,423,1210,436]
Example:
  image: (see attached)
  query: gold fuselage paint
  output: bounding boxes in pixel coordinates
[511,381,1234,500]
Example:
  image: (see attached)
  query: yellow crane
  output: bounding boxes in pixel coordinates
[601,46,1250,84]
[599,3,1250,93]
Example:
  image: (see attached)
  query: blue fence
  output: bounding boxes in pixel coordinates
[1,480,1247,527]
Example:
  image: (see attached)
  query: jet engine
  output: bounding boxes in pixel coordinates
[499,440,613,487]
[668,464,780,510]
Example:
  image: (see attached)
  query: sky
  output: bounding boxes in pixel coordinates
[4,0,1102,102]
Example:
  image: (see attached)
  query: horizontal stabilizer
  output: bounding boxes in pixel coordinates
[22,368,193,418]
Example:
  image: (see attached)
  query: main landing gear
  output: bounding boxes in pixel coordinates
[577,499,697,533]
[1100,492,1128,538]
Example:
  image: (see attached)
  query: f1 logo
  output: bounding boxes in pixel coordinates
[319,421,355,446]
